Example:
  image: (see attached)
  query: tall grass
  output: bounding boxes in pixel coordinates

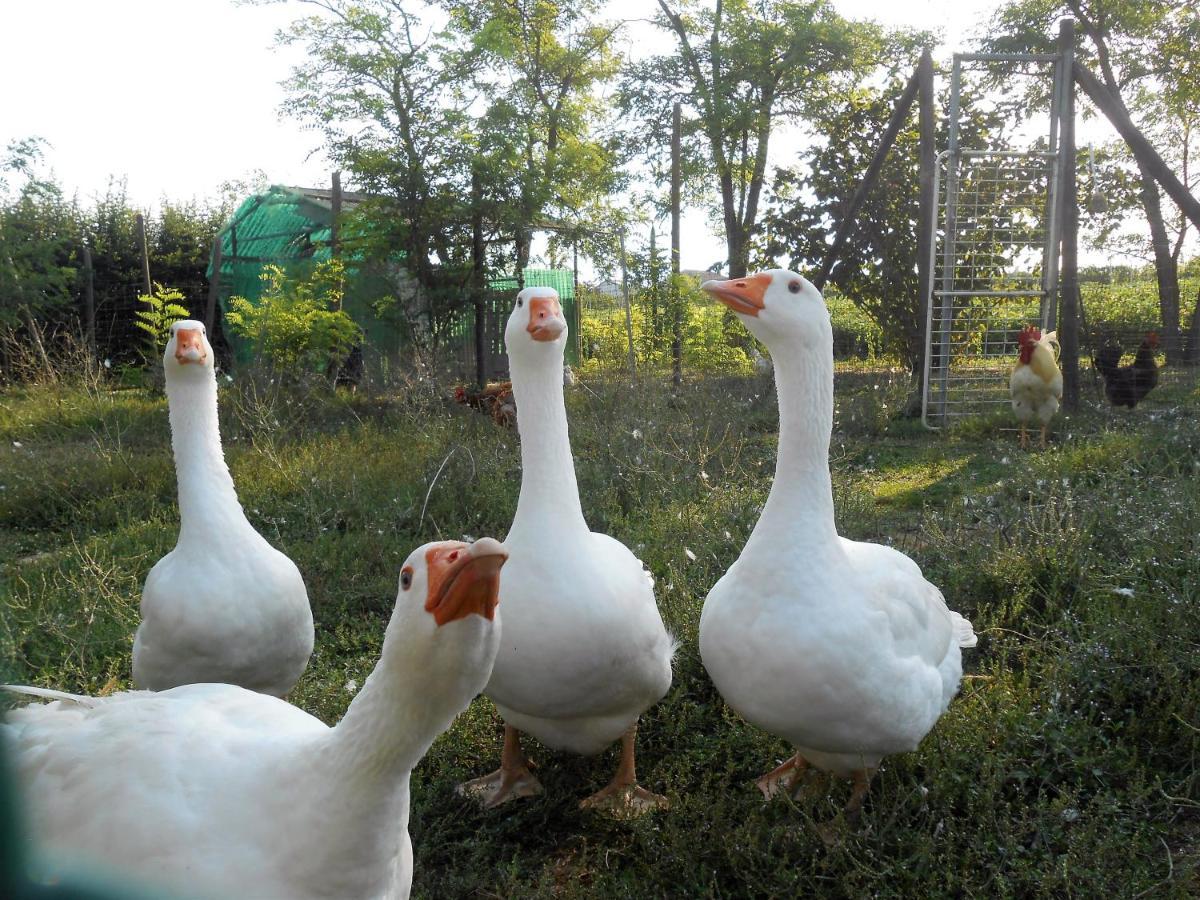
[1,369,1198,896]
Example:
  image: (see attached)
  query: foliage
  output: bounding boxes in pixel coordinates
[3,374,1199,896]
[759,75,1006,377]
[984,0,1200,361]
[225,260,363,377]
[0,138,78,329]
[619,0,896,277]
[132,284,190,360]
[578,278,887,375]
[449,0,625,264]
[269,0,623,311]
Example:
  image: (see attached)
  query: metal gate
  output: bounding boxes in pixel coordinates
[922,53,1068,428]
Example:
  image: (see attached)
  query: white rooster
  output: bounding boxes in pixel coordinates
[1009,325,1062,449]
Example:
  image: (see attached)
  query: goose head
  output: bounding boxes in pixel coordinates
[701,269,829,352]
[400,537,507,630]
[385,537,507,694]
[505,287,568,365]
[164,319,214,379]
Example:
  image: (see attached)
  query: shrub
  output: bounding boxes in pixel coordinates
[225,260,362,379]
[132,284,190,361]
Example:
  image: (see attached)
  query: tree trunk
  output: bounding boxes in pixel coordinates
[1138,163,1183,364]
[1185,284,1200,365]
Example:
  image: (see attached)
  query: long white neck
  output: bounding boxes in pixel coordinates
[744,338,840,554]
[165,371,252,545]
[299,621,490,863]
[506,352,588,543]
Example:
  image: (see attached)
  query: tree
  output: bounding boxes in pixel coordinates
[986,0,1200,363]
[269,0,478,288]
[759,78,1006,386]
[0,138,78,331]
[621,0,885,278]
[447,0,625,280]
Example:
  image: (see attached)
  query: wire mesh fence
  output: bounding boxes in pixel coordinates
[924,151,1059,426]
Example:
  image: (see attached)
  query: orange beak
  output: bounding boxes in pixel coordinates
[424,538,507,626]
[700,273,772,317]
[527,296,566,342]
[174,328,207,365]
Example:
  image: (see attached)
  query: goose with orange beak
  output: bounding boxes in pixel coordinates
[4,538,506,900]
[458,287,675,817]
[133,320,313,698]
[698,270,977,821]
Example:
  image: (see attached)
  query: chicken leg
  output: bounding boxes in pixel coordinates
[457,725,543,808]
[579,723,668,818]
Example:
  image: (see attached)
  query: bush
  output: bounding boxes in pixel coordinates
[578,279,889,376]
[225,260,362,379]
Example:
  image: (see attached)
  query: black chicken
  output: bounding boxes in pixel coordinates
[1093,332,1160,408]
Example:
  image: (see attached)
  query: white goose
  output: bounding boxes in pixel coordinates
[459,287,674,815]
[5,537,506,900]
[132,320,313,698]
[699,270,977,816]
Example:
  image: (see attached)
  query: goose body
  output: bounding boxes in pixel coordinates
[132,320,313,697]
[460,288,673,814]
[488,529,671,756]
[698,271,976,805]
[6,538,506,900]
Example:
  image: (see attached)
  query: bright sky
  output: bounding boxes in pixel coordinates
[2,0,1062,277]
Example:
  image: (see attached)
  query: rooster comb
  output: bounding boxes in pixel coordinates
[1018,325,1041,345]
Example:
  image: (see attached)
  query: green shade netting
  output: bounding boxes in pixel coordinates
[207,185,577,365]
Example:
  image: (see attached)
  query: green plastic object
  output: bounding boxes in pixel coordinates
[207,185,578,366]
[1,736,171,899]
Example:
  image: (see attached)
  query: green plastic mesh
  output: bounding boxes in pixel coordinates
[207,186,577,367]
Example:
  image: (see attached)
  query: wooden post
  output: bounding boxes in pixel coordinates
[135,212,152,298]
[619,229,637,376]
[814,62,923,291]
[1058,19,1080,413]
[471,169,486,388]
[649,225,659,341]
[670,101,682,387]
[80,244,96,357]
[330,171,342,257]
[572,241,581,365]
[915,47,936,410]
[205,236,222,334]
[1074,63,1200,234]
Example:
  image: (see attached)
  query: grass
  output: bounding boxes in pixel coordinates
[2,365,1199,897]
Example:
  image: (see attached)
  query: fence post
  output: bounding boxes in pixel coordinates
[80,244,96,358]
[136,213,152,298]
[205,236,222,334]
[330,171,342,257]
[1058,18,1080,413]
[619,229,637,377]
[471,169,486,389]
[915,47,936,413]
[670,102,682,387]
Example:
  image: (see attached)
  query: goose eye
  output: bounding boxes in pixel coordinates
[517,298,524,308]
[788,280,802,294]
[400,567,413,590]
